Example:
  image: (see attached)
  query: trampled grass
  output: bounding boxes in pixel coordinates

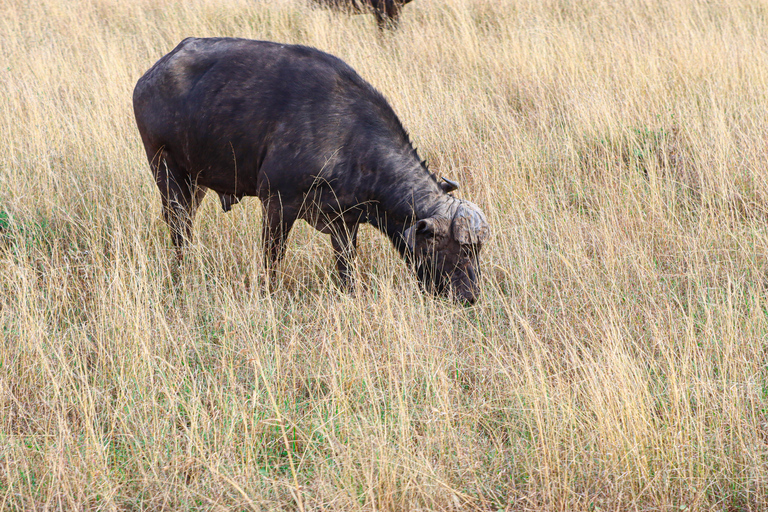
[1,0,768,509]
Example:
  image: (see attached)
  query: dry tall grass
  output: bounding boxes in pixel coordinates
[1,0,768,509]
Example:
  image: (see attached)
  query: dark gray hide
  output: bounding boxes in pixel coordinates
[133,37,490,304]
[312,0,413,29]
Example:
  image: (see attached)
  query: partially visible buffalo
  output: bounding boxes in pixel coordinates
[133,37,490,304]
[313,0,414,29]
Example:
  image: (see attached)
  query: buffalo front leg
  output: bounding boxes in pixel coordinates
[331,223,359,293]
[261,197,297,285]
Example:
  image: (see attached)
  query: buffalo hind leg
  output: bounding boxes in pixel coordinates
[154,154,207,261]
[373,0,401,29]
[261,196,297,286]
[331,223,359,293]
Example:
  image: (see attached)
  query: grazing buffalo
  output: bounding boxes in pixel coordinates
[313,0,414,29]
[133,37,490,304]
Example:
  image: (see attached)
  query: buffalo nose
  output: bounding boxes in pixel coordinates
[454,285,478,306]
[456,264,479,305]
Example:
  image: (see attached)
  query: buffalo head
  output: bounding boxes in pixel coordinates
[403,200,490,305]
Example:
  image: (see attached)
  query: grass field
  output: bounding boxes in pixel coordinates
[2,0,768,509]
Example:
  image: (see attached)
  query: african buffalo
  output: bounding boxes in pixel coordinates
[133,37,490,304]
[312,0,414,29]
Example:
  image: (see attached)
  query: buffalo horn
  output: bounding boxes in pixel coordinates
[440,177,459,194]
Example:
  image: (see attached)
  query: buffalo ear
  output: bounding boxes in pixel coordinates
[415,218,435,236]
[440,177,459,194]
[403,218,436,252]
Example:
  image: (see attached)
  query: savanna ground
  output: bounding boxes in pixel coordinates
[1,0,768,509]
